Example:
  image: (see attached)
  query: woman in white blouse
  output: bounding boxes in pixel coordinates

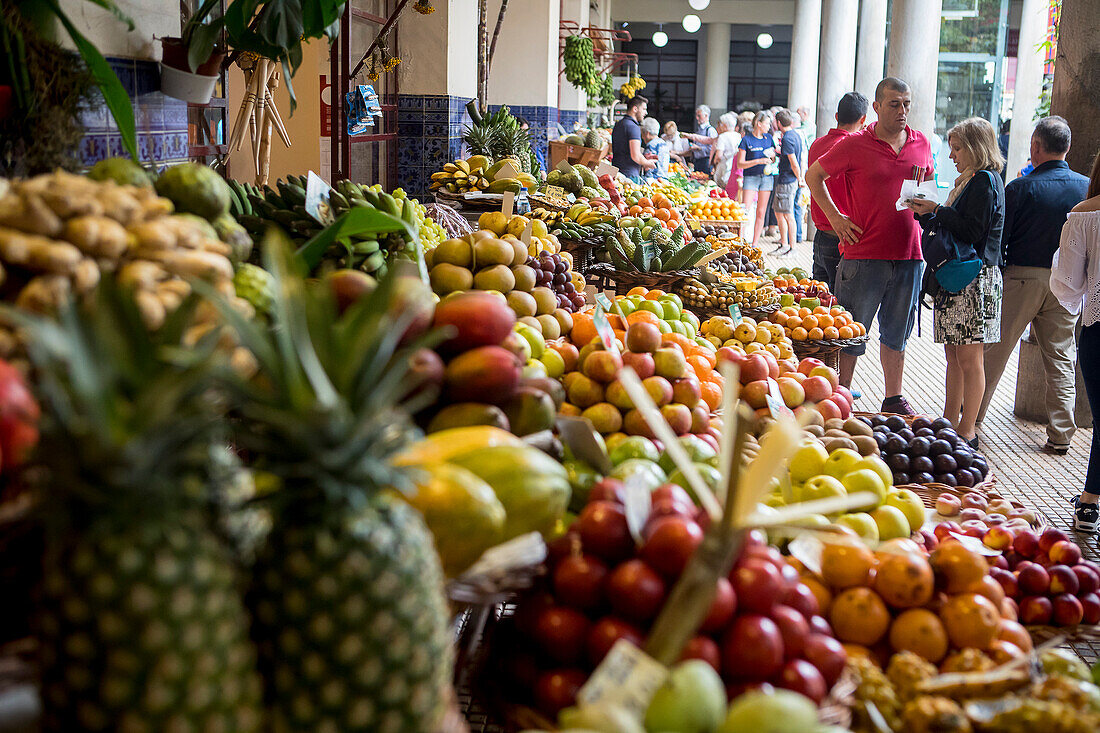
[1050,152,1100,531]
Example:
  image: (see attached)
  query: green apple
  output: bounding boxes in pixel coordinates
[661,298,682,321]
[852,456,892,490]
[645,659,726,733]
[719,689,819,733]
[789,441,830,483]
[657,319,672,334]
[788,513,830,529]
[617,298,637,316]
[608,435,660,465]
[801,474,846,503]
[885,487,927,532]
[823,448,862,479]
[637,299,664,316]
[608,458,666,492]
[668,319,686,335]
[539,348,565,378]
[870,504,911,541]
[836,512,880,542]
[659,434,718,473]
[604,432,629,453]
[522,360,548,379]
[668,463,723,504]
[840,468,887,510]
[680,310,700,331]
[514,323,545,359]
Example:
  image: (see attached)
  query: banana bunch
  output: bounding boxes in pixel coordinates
[530,207,565,224]
[596,72,617,107]
[429,158,492,194]
[236,175,325,244]
[619,73,647,100]
[563,35,599,95]
[564,202,616,226]
[325,180,424,277]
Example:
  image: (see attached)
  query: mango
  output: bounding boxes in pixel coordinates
[443,345,522,404]
[501,386,556,436]
[427,403,510,433]
[432,291,516,351]
[394,426,522,467]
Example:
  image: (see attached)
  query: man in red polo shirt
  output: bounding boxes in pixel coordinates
[808,91,868,290]
[805,78,934,415]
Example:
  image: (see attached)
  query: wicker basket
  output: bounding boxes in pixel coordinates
[558,238,601,275]
[791,335,868,358]
[585,263,693,295]
[900,481,1040,521]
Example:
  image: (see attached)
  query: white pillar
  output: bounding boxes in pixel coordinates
[886,0,943,137]
[816,0,858,139]
[1006,0,1048,179]
[703,22,731,116]
[855,0,887,122]
[486,0,559,108]
[559,0,590,112]
[788,0,822,115]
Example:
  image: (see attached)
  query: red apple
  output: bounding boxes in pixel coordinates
[741,379,771,409]
[982,525,1013,551]
[640,516,704,578]
[721,615,785,680]
[586,616,645,665]
[826,393,851,418]
[782,582,821,619]
[776,659,828,704]
[1073,565,1100,595]
[740,354,770,383]
[1012,529,1041,559]
[553,555,610,610]
[1039,527,1070,554]
[576,501,634,562]
[777,377,806,408]
[770,605,810,658]
[534,668,587,716]
[716,347,746,367]
[961,520,988,538]
[1049,565,1080,596]
[606,560,667,621]
[801,376,833,403]
[621,351,656,380]
[701,577,737,632]
[1049,540,1083,566]
[1080,593,1100,624]
[588,478,625,504]
[936,494,962,516]
[989,567,1019,599]
[534,606,591,664]
[958,508,986,523]
[802,634,847,687]
[1017,562,1051,595]
[934,521,962,541]
[808,365,840,391]
[1018,595,1053,624]
[796,357,825,376]
[1052,593,1084,626]
[730,559,785,614]
[834,384,855,408]
[680,635,722,673]
[961,494,988,511]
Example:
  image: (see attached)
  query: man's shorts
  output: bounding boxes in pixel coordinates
[772,181,798,214]
[742,174,774,192]
[834,258,925,356]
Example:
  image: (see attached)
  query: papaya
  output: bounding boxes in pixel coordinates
[393,425,523,467]
[448,445,571,540]
[404,462,506,577]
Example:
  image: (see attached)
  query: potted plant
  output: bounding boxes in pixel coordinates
[158,0,225,103]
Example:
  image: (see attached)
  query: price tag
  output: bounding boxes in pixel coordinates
[593,302,619,353]
[728,302,742,320]
[521,218,534,245]
[460,532,547,579]
[501,190,515,217]
[622,475,652,545]
[544,185,569,205]
[595,160,619,178]
[556,416,613,474]
[766,377,794,419]
[493,160,520,181]
[556,159,576,175]
[697,247,729,266]
[577,639,668,716]
[640,242,657,270]
[304,171,335,224]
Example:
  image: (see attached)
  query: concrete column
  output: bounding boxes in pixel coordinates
[702,22,732,116]
[400,0,478,98]
[816,0,858,139]
[1005,0,1048,180]
[886,0,943,137]
[486,0,560,108]
[788,0,822,114]
[1050,0,1100,174]
[559,0,590,112]
[855,0,887,121]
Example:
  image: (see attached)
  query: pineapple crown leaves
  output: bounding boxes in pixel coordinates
[7,281,230,518]
[203,231,442,511]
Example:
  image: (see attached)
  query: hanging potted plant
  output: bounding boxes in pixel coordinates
[159,0,225,103]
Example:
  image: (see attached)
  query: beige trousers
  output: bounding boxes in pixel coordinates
[978,266,1080,445]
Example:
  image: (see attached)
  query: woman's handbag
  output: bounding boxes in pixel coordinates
[922,225,982,293]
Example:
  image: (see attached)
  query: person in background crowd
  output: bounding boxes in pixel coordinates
[791,106,815,244]
[771,109,804,257]
[661,120,690,166]
[1050,152,1100,531]
[797,105,816,144]
[611,95,656,182]
[763,113,783,240]
[640,117,671,179]
[977,116,1089,454]
[712,112,741,192]
[807,92,868,289]
[685,105,717,175]
[806,77,934,415]
[737,110,777,246]
[516,117,546,172]
[998,119,1011,180]
[908,118,1005,448]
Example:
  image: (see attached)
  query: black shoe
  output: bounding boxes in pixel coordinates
[1073,496,1098,532]
[1042,442,1070,455]
[880,395,916,416]
[967,436,979,450]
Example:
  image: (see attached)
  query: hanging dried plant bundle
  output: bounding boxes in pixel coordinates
[413,0,435,14]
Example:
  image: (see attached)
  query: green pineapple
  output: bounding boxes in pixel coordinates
[216,238,454,732]
[462,122,501,158]
[18,284,264,732]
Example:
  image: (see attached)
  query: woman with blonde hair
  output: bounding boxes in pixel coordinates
[907,117,1006,448]
[737,110,778,245]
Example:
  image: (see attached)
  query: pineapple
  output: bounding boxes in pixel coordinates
[18,283,264,732]
[217,238,454,732]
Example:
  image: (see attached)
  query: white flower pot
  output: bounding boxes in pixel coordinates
[160,62,218,104]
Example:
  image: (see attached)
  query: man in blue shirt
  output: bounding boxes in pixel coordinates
[611,95,656,182]
[685,105,717,175]
[640,117,671,179]
[770,109,803,256]
[977,116,1090,454]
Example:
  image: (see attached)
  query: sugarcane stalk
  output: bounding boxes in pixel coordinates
[477,0,488,110]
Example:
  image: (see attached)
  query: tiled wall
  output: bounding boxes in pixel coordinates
[396,94,590,199]
[79,58,189,168]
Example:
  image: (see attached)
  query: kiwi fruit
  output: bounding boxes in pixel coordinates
[825,418,847,431]
[852,435,880,456]
[823,436,858,453]
[843,417,874,437]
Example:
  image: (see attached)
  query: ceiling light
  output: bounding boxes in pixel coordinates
[757,32,773,49]
[689,0,710,9]
[682,14,701,33]
[652,25,668,47]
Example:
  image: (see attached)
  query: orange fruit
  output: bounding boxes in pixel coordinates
[791,327,808,341]
[808,327,824,340]
[801,577,833,615]
[627,309,661,326]
[812,305,826,314]
[655,208,671,222]
[627,287,649,297]
[820,539,876,590]
[996,619,1033,653]
[873,553,934,609]
[838,325,855,339]
[773,312,789,326]
[801,315,818,330]
[700,381,722,411]
[798,307,811,317]
[830,587,890,646]
[966,575,1006,608]
[938,593,1000,651]
[988,640,1027,665]
[930,542,987,594]
[816,314,834,328]
[855,322,867,336]
[786,316,802,329]
[823,326,840,339]
[841,643,876,663]
[628,205,642,216]
[888,608,949,663]
[638,197,652,207]
[645,289,665,300]
[830,305,845,315]
[570,313,597,348]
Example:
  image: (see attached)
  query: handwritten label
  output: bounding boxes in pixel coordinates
[493,160,520,181]
[556,159,576,175]
[305,171,335,224]
[577,639,668,716]
[766,377,794,419]
[461,532,547,579]
[501,190,515,217]
[593,303,619,353]
[728,302,742,320]
[622,475,652,545]
[544,184,569,203]
[556,416,613,474]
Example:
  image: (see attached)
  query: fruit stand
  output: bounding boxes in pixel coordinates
[3,99,1100,733]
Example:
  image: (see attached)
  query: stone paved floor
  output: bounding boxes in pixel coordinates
[763,237,1099,661]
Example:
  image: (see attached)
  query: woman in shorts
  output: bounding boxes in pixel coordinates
[736,111,777,246]
[907,118,1005,448]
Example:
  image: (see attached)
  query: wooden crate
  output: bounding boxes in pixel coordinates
[548,140,607,169]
